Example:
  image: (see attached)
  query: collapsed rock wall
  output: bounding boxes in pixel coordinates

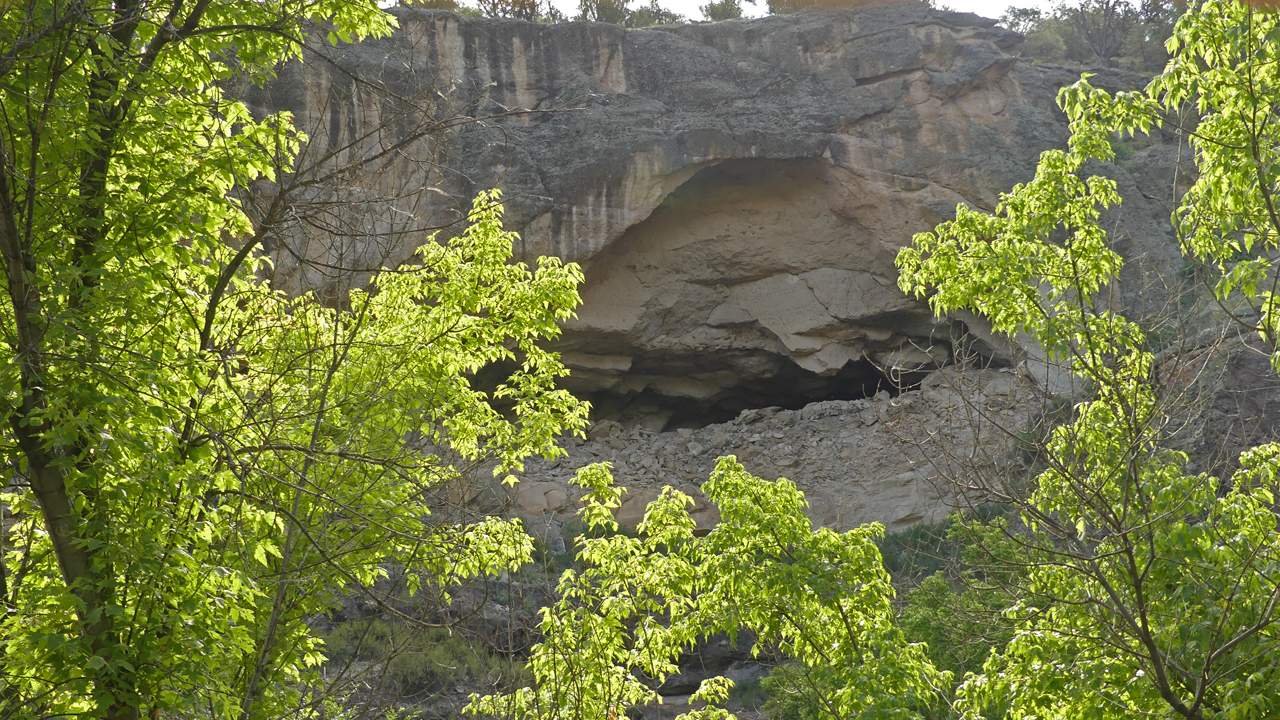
[512,367,1031,534]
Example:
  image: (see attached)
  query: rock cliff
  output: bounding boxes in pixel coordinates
[249,2,1179,431]
[247,3,1196,530]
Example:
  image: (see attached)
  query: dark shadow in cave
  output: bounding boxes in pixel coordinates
[587,357,933,432]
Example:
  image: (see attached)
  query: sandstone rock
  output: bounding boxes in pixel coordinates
[514,482,550,516]
[690,497,721,534]
[544,487,568,513]
[1167,333,1280,476]
[616,488,660,530]
[549,535,567,555]
[588,420,624,440]
[480,601,511,621]
[514,481,571,516]
[804,490,841,529]
[252,5,1172,430]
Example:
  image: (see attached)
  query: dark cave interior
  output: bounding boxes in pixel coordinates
[585,358,931,431]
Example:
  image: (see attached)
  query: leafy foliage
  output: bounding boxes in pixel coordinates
[319,621,531,700]
[897,2,1280,718]
[626,0,686,27]
[467,458,947,720]
[765,0,882,14]
[0,2,589,716]
[760,664,824,720]
[476,0,546,20]
[1004,0,1179,70]
[897,575,1010,697]
[701,0,745,21]
[1000,6,1046,35]
[402,0,465,11]
[878,520,955,582]
[571,0,685,26]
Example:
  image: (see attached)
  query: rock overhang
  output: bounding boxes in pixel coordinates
[249,3,1175,428]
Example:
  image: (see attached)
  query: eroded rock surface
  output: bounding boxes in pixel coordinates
[250,3,1178,430]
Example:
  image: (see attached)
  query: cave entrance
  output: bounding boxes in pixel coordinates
[584,357,926,432]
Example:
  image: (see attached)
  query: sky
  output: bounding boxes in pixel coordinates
[546,0,1057,23]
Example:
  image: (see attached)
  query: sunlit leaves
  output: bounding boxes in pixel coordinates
[467,459,945,720]
[896,2,1280,718]
[1149,1,1280,360]
[0,1,590,714]
[1,5,590,701]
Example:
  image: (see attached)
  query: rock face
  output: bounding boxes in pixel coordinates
[512,367,1031,534]
[250,2,1180,431]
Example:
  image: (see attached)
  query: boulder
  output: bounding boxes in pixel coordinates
[513,481,567,516]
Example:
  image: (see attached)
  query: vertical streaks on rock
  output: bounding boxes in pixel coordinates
[252,2,1178,456]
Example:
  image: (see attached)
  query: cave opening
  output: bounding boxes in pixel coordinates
[585,357,931,433]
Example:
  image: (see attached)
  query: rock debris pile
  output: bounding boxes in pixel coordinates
[511,367,1034,537]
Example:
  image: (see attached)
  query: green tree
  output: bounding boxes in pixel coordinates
[467,458,947,720]
[401,0,464,11]
[701,0,744,21]
[1063,0,1138,66]
[896,547,1019,692]
[896,2,1280,718]
[1124,0,1179,71]
[0,2,588,717]
[478,0,547,21]
[1000,6,1045,34]
[571,0,683,27]
[577,0,632,23]
[626,0,685,27]
[1006,0,1175,70]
